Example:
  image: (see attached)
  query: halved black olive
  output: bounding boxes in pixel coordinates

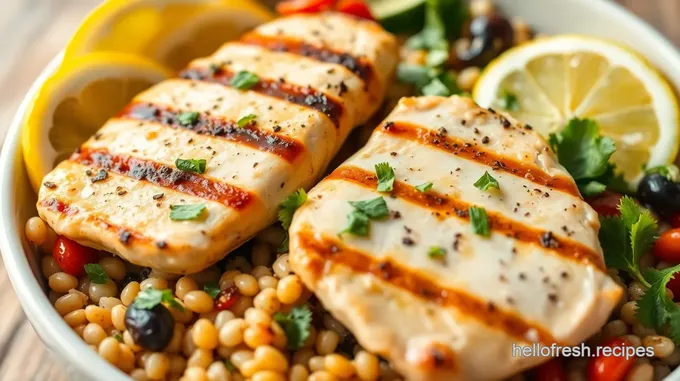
[124,303,174,351]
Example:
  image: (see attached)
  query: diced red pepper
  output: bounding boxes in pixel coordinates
[335,0,375,20]
[276,0,336,15]
[215,286,240,311]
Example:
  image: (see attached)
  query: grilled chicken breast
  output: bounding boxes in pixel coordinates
[288,96,623,381]
[37,13,398,274]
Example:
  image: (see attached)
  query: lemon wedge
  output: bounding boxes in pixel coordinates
[64,0,274,71]
[22,52,172,192]
[473,35,679,182]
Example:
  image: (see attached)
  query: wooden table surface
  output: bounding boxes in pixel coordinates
[0,0,677,379]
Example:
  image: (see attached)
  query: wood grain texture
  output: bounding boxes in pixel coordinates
[0,0,676,379]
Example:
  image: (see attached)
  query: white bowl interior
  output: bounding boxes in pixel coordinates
[2,1,680,380]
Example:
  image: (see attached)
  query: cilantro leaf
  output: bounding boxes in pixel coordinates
[599,196,656,287]
[397,64,435,89]
[170,204,206,221]
[278,189,308,230]
[415,182,433,192]
[473,171,500,191]
[645,164,680,181]
[237,114,257,128]
[230,71,260,90]
[341,210,370,236]
[428,246,446,259]
[498,91,519,111]
[549,118,616,180]
[637,264,680,343]
[579,181,607,197]
[177,111,199,126]
[349,197,389,219]
[134,288,184,312]
[204,282,220,299]
[84,263,109,284]
[406,0,448,54]
[469,206,490,237]
[273,305,312,350]
[375,162,395,192]
[175,158,207,174]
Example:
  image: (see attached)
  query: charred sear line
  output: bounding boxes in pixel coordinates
[118,103,304,162]
[179,67,343,128]
[328,166,605,270]
[240,33,373,83]
[70,148,253,209]
[298,231,558,346]
[381,121,580,197]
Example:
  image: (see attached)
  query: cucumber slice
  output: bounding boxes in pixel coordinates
[368,0,426,34]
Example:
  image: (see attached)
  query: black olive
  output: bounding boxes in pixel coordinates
[122,273,140,288]
[637,173,680,217]
[124,303,174,351]
[455,15,514,68]
[139,267,152,280]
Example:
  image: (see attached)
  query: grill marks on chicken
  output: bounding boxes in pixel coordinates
[288,96,622,380]
[37,13,398,273]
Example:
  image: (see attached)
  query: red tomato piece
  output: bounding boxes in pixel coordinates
[670,213,680,228]
[667,275,680,300]
[215,286,240,311]
[653,228,680,263]
[335,0,375,20]
[276,0,336,15]
[52,236,97,277]
[535,358,566,381]
[586,191,623,217]
[586,337,635,381]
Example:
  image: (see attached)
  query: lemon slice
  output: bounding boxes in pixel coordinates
[64,0,274,71]
[22,52,172,192]
[473,35,679,182]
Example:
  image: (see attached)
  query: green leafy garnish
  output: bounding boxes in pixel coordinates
[224,359,237,372]
[175,158,207,174]
[406,0,449,65]
[599,196,657,288]
[133,288,184,312]
[498,91,519,111]
[230,71,260,90]
[473,171,500,191]
[428,246,446,259]
[273,305,312,350]
[469,206,490,237]
[375,162,395,192]
[415,182,433,192]
[645,164,679,181]
[177,111,199,126]
[237,114,257,128]
[204,282,221,299]
[277,189,308,253]
[349,197,389,219]
[113,332,123,342]
[341,210,371,237]
[637,264,680,343]
[397,64,461,97]
[84,263,109,284]
[549,118,626,196]
[170,204,206,221]
[278,189,308,230]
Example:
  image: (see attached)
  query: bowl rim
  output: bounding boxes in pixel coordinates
[2,0,680,380]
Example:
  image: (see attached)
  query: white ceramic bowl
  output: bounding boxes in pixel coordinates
[2,1,680,380]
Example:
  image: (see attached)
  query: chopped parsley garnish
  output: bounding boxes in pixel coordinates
[277,189,308,252]
[375,162,395,192]
[230,71,260,90]
[498,91,519,111]
[406,0,450,67]
[84,263,109,284]
[133,288,184,312]
[599,196,657,288]
[237,114,257,128]
[204,282,220,299]
[549,118,628,196]
[175,158,207,174]
[397,64,461,97]
[473,171,500,191]
[273,305,312,350]
[342,210,371,236]
[113,332,123,343]
[645,164,679,181]
[178,111,200,126]
[427,246,446,259]
[415,182,433,192]
[170,204,206,221]
[349,197,389,219]
[469,206,490,237]
[637,264,680,343]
